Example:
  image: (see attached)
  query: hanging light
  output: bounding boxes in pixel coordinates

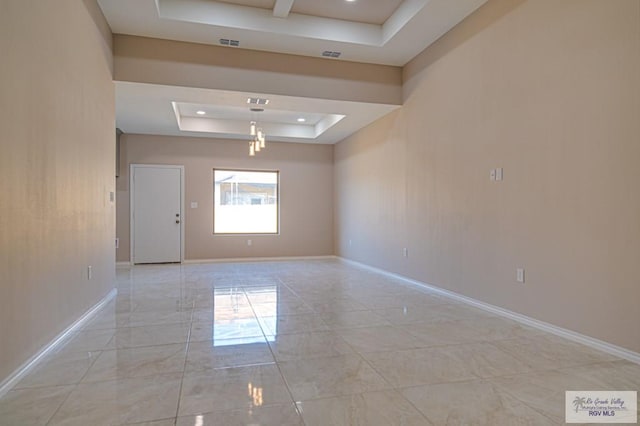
[257,128,266,149]
[248,107,267,156]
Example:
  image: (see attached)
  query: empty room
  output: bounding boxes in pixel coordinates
[1,0,639,425]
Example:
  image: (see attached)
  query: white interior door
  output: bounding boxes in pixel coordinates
[132,165,183,264]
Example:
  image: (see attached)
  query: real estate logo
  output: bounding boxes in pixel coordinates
[566,391,637,423]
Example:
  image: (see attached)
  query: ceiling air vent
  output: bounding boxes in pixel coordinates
[322,51,341,58]
[247,98,269,105]
[219,39,240,47]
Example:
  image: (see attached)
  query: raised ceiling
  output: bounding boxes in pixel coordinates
[216,0,404,24]
[115,82,398,144]
[99,0,488,66]
[99,0,488,144]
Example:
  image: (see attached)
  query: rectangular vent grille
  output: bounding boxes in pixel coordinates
[322,51,341,58]
[247,97,269,105]
[219,39,240,47]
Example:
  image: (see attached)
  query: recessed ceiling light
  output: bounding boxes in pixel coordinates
[297,118,306,122]
[345,0,356,2]
[196,110,206,115]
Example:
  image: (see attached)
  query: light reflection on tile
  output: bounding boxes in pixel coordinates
[179,364,291,416]
[0,259,633,426]
[252,301,313,317]
[212,318,265,344]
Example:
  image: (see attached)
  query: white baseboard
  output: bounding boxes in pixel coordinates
[116,261,131,268]
[183,255,337,264]
[339,257,640,365]
[0,288,118,398]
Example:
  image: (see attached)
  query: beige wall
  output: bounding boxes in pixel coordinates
[117,134,333,262]
[0,0,115,382]
[114,35,403,105]
[335,0,640,353]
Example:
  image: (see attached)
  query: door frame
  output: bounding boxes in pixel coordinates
[130,164,185,264]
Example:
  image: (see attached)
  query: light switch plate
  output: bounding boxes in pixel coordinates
[496,168,503,181]
[190,202,198,209]
[516,268,525,283]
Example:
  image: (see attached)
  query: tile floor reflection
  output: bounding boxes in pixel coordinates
[0,259,638,425]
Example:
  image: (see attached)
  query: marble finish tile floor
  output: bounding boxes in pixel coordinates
[0,259,638,425]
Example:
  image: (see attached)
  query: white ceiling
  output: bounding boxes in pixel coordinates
[99,0,488,144]
[116,82,398,144]
[215,0,404,25]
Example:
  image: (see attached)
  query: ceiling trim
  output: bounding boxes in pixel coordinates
[157,0,384,46]
[101,0,489,144]
[273,0,295,18]
[115,82,400,144]
[100,0,489,65]
[171,101,346,140]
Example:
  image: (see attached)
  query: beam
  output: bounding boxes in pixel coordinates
[273,0,295,18]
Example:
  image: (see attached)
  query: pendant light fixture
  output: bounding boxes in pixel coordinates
[248,107,267,156]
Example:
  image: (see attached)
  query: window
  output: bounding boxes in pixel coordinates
[213,169,279,234]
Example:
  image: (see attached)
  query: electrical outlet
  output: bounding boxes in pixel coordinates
[247,239,252,246]
[87,266,93,280]
[516,268,525,283]
[403,248,408,258]
[348,239,352,247]
[496,168,503,181]
[490,169,496,181]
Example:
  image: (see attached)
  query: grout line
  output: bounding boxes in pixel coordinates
[33,351,104,424]
[16,259,635,425]
[173,298,196,423]
[252,277,308,425]
[44,383,79,426]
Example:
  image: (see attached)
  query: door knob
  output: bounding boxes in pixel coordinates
[176,220,180,224]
